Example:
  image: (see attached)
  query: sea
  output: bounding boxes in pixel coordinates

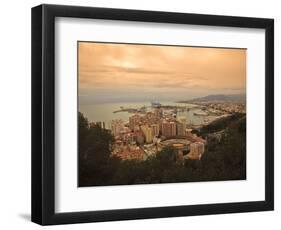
[79,101,217,129]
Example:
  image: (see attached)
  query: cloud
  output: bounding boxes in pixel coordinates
[78,42,246,100]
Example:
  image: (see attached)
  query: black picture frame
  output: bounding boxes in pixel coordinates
[31,4,274,225]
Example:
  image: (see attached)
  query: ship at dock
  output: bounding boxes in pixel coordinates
[113,105,147,114]
[193,111,208,116]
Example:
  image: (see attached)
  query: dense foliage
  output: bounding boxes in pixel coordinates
[78,112,246,187]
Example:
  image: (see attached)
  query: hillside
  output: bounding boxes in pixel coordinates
[177,94,246,103]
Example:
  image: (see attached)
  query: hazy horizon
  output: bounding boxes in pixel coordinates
[79,93,246,105]
[78,42,246,105]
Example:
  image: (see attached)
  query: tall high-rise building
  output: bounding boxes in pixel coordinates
[129,114,141,131]
[177,117,187,135]
[176,122,185,136]
[161,121,170,137]
[170,122,177,137]
[151,124,160,137]
[141,125,153,143]
[161,121,176,138]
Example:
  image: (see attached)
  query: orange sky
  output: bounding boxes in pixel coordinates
[78,42,246,104]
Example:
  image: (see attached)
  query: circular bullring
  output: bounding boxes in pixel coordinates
[159,139,191,151]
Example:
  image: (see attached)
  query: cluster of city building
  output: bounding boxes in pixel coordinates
[199,102,246,114]
[90,100,246,162]
[108,107,207,162]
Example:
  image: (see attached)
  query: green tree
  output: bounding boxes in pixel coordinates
[78,112,115,186]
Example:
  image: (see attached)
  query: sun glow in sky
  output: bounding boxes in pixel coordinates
[78,42,246,104]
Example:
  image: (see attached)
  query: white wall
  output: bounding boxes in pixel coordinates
[0,0,279,229]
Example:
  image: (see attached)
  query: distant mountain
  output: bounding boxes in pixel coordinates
[177,94,246,103]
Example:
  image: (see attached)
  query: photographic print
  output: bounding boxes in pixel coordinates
[32,5,274,224]
[78,42,246,187]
